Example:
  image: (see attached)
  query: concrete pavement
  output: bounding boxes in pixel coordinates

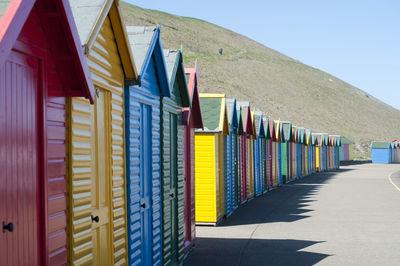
[184,164,400,266]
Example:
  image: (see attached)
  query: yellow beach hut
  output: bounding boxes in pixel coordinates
[195,94,229,225]
[67,0,137,264]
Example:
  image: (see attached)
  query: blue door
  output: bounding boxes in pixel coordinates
[126,89,162,265]
[278,142,282,184]
[141,104,152,264]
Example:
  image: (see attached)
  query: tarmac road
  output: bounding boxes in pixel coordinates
[184,164,400,266]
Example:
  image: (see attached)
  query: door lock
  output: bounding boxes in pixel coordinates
[141,203,146,208]
[169,192,174,198]
[91,215,100,223]
[2,221,14,233]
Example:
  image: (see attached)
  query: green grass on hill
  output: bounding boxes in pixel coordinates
[120,2,400,158]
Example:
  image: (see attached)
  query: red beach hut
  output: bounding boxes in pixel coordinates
[0,0,94,264]
[237,102,254,203]
[183,61,203,253]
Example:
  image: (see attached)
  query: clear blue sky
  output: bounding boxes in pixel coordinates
[124,0,400,110]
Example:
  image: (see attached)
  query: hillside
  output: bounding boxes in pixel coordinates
[120,2,400,158]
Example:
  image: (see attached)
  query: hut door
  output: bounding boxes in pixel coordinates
[140,104,153,264]
[91,88,112,265]
[0,52,41,265]
[169,113,179,264]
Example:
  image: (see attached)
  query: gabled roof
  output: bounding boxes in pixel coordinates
[184,60,203,129]
[126,26,170,96]
[280,121,292,142]
[264,118,271,139]
[371,141,390,149]
[0,0,95,103]
[197,94,229,134]
[69,0,137,80]
[226,98,238,129]
[252,110,265,138]
[292,126,298,142]
[237,101,254,136]
[306,129,312,145]
[269,120,276,141]
[311,134,317,146]
[164,49,190,107]
[329,135,341,146]
[297,127,306,144]
[237,108,244,135]
[274,120,282,142]
[341,136,354,145]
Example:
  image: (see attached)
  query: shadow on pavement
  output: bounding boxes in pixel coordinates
[217,169,353,227]
[184,237,330,266]
[340,160,371,166]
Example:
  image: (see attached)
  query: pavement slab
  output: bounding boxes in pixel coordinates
[184,164,400,266]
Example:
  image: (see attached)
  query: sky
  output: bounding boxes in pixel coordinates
[124,0,400,110]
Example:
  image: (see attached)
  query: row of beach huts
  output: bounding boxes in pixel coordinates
[0,0,341,265]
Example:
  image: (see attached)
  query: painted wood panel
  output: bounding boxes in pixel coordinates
[195,134,218,223]
[161,102,185,265]
[67,16,127,265]
[0,52,40,265]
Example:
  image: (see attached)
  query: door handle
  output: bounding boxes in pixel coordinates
[169,192,174,198]
[141,203,146,208]
[2,221,14,233]
[91,215,100,223]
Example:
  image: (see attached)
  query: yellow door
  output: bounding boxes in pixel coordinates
[68,15,127,265]
[91,88,112,265]
[316,147,320,171]
[218,134,224,218]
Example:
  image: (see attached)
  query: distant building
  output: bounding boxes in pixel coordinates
[339,136,354,161]
[371,141,391,164]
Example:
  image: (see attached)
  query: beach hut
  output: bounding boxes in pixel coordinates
[236,106,245,203]
[269,120,279,186]
[161,49,191,265]
[311,134,318,173]
[67,1,136,264]
[293,127,301,179]
[280,121,292,183]
[290,126,297,181]
[195,94,229,225]
[339,136,354,161]
[0,0,94,264]
[252,110,265,196]
[226,98,239,215]
[237,102,254,201]
[263,118,271,192]
[392,140,400,163]
[371,141,391,164]
[335,136,341,168]
[315,134,322,172]
[274,120,283,184]
[125,26,171,265]
[297,128,305,177]
[291,127,298,179]
[183,61,203,253]
[306,130,313,176]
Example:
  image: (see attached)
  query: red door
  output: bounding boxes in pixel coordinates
[0,51,41,265]
[183,122,196,252]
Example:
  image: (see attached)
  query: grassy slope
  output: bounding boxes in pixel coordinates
[121,2,400,158]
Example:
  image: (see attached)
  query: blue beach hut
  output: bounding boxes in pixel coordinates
[252,110,265,196]
[226,98,239,215]
[125,26,171,265]
[371,141,391,164]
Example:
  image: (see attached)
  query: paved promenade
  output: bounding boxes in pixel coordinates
[185,164,400,266]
